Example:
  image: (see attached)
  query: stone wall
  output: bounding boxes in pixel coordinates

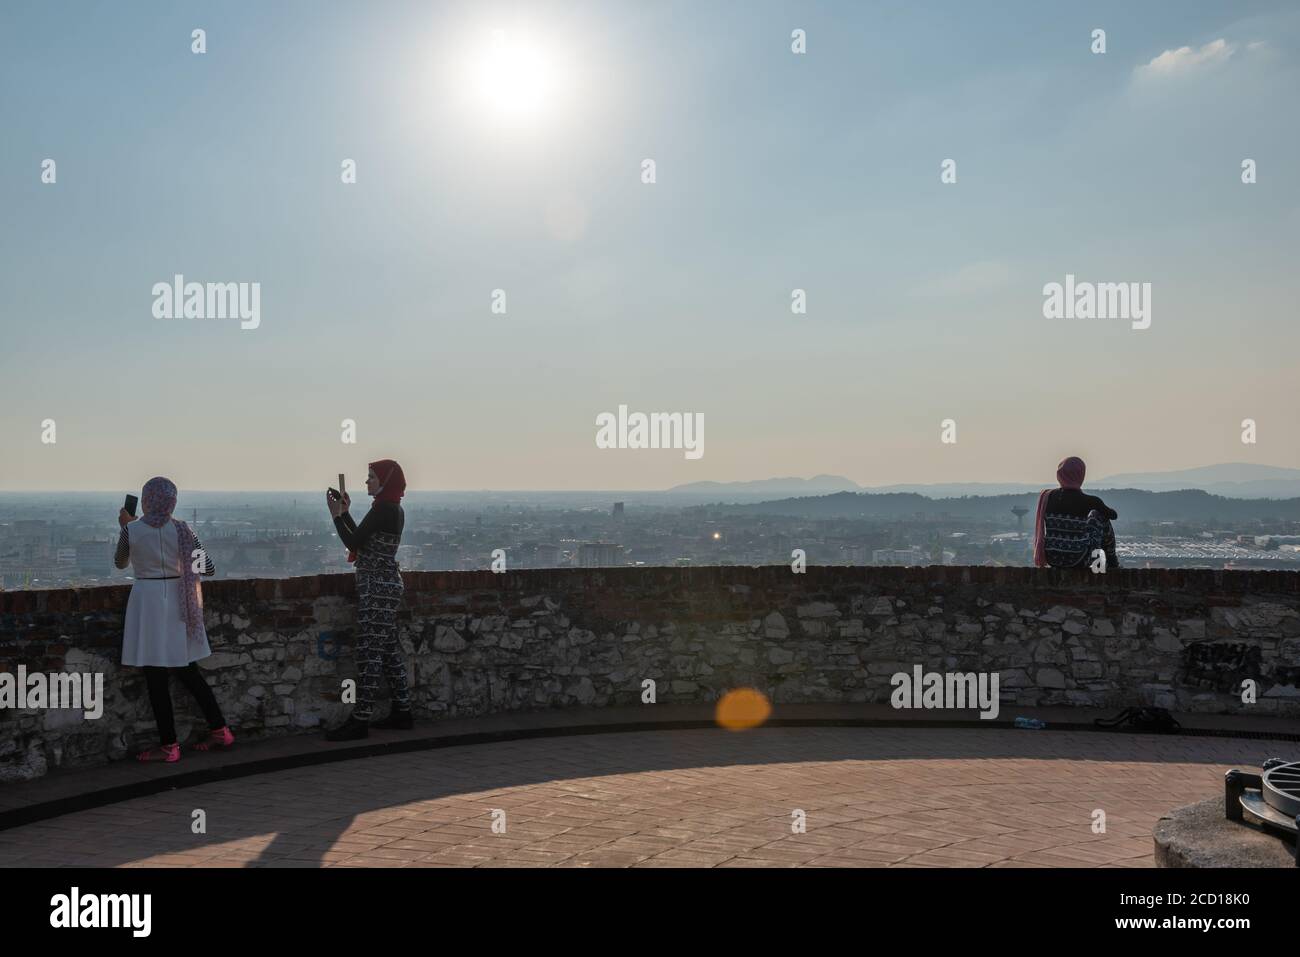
[2,566,1299,779]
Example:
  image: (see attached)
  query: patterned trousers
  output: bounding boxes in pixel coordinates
[353,568,411,720]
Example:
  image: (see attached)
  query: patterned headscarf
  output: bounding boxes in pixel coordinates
[1033,457,1087,567]
[139,477,206,644]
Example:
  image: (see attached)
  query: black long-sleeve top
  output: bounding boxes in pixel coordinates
[1044,488,1118,521]
[334,502,404,553]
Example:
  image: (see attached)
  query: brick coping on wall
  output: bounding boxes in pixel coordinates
[4,564,1300,614]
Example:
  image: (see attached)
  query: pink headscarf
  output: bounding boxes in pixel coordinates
[1033,457,1086,567]
[140,477,206,644]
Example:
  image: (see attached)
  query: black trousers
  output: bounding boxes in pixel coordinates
[1089,510,1121,570]
[143,664,226,746]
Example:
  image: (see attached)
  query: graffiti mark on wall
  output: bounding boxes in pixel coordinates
[1180,641,1264,692]
[317,631,341,661]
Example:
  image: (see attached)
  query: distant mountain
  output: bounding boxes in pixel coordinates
[724,488,1300,523]
[666,475,862,497]
[860,465,1300,499]
[1096,463,1300,499]
[665,464,1300,503]
[862,482,1044,497]
[1101,463,1300,483]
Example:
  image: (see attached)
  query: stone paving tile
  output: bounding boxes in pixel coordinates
[557,852,653,867]
[0,727,1260,869]
[903,845,1010,867]
[987,860,1053,868]
[809,859,896,868]
[716,856,796,868]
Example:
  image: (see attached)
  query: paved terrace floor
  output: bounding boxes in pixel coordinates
[2,705,1295,868]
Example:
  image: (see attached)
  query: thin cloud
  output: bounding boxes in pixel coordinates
[1136,38,1236,79]
[919,261,1014,298]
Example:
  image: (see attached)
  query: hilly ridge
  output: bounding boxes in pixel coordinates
[718,488,1300,523]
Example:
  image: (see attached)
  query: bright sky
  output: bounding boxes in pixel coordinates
[2,0,1297,491]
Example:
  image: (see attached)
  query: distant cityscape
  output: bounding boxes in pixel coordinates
[3,488,1299,591]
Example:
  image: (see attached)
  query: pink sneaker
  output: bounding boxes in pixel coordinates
[137,743,180,763]
[193,726,235,752]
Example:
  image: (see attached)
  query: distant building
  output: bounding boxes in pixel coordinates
[578,542,623,567]
[612,502,625,519]
[871,548,927,566]
[76,541,108,572]
[12,520,49,548]
[421,544,462,570]
[1117,539,1300,568]
[512,542,561,568]
[1256,535,1300,548]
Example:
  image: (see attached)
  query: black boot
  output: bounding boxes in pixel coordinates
[371,706,413,730]
[324,715,369,741]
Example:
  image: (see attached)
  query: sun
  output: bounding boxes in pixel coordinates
[468,29,562,126]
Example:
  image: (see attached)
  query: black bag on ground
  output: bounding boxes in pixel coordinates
[1094,707,1182,734]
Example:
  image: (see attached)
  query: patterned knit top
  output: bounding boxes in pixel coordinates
[355,531,401,574]
[1042,513,1102,568]
[1041,488,1118,569]
[334,503,404,575]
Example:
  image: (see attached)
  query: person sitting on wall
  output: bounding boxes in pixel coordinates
[1032,456,1120,570]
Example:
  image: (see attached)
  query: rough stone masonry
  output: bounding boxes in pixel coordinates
[1,565,1298,780]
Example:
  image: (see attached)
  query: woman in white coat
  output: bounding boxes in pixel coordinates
[115,477,233,762]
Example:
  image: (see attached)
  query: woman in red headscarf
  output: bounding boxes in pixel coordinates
[324,460,411,740]
[1032,456,1119,569]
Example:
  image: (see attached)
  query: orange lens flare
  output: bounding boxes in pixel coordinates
[714,688,771,731]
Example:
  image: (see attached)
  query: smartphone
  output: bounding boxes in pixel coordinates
[124,493,138,516]
[338,473,346,496]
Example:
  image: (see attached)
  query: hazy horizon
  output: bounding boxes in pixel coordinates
[5,462,1300,496]
[4,459,1300,496]
[4,0,1298,492]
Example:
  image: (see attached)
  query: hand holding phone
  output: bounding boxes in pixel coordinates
[326,488,344,518]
